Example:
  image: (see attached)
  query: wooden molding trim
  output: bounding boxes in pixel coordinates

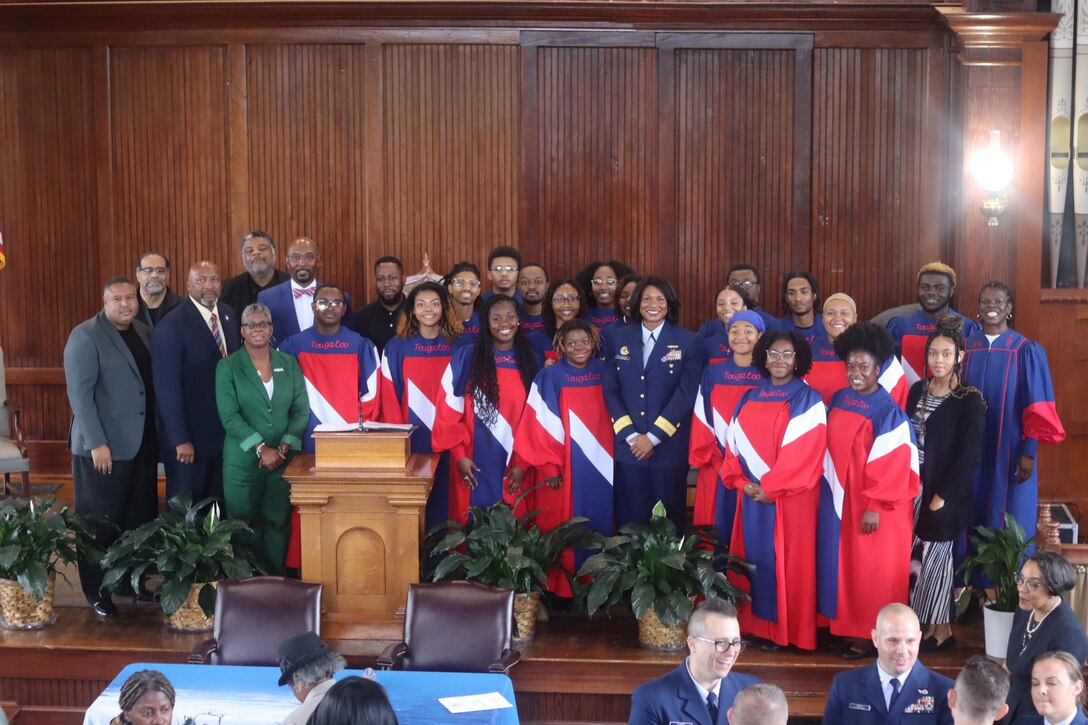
[6,368,65,386]
[938,7,1060,48]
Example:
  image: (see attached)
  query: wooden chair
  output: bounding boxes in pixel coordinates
[1038,502,1088,629]
[377,581,520,674]
[0,346,30,499]
[188,576,322,665]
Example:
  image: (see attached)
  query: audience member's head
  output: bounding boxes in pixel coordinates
[728,683,789,725]
[871,603,921,679]
[685,598,744,688]
[111,669,175,725]
[949,655,1009,724]
[1032,650,1086,725]
[278,632,347,702]
[306,676,398,725]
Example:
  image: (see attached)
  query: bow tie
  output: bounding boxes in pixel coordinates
[293,287,315,299]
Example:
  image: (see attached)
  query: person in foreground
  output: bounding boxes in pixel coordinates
[728,683,788,725]
[1031,650,1088,725]
[306,676,398,725]
[111,669,175,725]
[824,602,954,724]
[277,631,347,725]
[628,598,758,725]
[1003,551,1088,723]
[949,656,1008,725]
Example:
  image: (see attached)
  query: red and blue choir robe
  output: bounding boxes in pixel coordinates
[818,387,919,638]
[689,360,762,543]
[805,329,909,408]
[459,310,481,344]
[776,317,820,345]
[719,378,827,650]
[514,357,614,596]
[962,329,1065,537]
[588,305,620,330]
[379,333,461,529]
[433,345,537,525]
[519,309,545,335]
[695,319,733,366]
[886,309,980,386]
[528,328,561,363]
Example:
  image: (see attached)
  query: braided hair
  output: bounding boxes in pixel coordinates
[111,670,175,725]
[921,314,982,402]
[466,295,539,428]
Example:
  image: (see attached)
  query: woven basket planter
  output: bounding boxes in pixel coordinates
[513,591,541,644]
[0,574,57,630]
[165,582,217,633]
[637,606,687,651]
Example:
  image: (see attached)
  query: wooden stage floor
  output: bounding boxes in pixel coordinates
[0,598,987,725]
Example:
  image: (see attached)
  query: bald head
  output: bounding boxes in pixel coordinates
[286,237,319,285]
[728,684,788,725]
[872,604,922,678]
[186,260,222,309]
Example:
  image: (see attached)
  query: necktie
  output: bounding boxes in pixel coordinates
[209,312,226,358]
[643,331,657,368]
[706,692,718,722]
[888,677,901,711]
[293,287,315,299]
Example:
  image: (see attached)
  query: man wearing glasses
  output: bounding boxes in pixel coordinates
[257,236,357,346]
[482,245,523,303]
[134,252,183,328]
[726,263,779,331]
[629,598,758,725]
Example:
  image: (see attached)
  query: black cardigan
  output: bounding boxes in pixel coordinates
[906,382,985,542]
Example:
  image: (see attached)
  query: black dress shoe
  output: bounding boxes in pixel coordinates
[89,596,118,618]
[760,639,783,652]
[842,644,876,660]
[920,635,956,653]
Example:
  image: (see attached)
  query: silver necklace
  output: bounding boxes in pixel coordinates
[1020,598,1060,655]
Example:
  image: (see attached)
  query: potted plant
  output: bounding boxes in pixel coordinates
[0,497,98,630]
[426,492,601,643]
[576,501,751,650]
[101,492,264,632]
[958,511,1035,658]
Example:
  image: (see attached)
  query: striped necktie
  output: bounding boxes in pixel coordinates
[210,312,226,358]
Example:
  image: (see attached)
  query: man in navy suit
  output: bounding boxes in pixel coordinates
[256,236,356,346]
[152,260,241,500]
[948,656,1008,725]
[729,683,788,725]
[824,603,954,725]
[629,598,759,725]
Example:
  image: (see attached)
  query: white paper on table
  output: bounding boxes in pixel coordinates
[438,692,514,713]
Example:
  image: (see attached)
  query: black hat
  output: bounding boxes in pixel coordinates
[277,631,333,687]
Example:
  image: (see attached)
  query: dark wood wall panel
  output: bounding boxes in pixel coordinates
[530,46,658,281]
[108,46,230,281]
[245,44,370,298]
[0,48,97,367]
[673,48,800,323]
[383,44,520,279]
[810,47,945,319]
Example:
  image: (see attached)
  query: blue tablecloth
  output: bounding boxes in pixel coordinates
[83,663,519,725]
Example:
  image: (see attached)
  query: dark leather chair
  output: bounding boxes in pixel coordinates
[188,576,322,665]
[377,581,520,674]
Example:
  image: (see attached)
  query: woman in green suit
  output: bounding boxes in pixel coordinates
[216,302,309,574]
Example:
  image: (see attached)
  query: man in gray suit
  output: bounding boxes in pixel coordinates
[64,276,158,618]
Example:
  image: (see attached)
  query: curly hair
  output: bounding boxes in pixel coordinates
[466,295,539,428]
[541,278,588,337]
[112,670,175,725]
[918,261,956,286]
[396,281,462,341]
[752,330,813,378]
[921,314,980,399]
[832,321,894,366]
[556,318,601,359]
[576,260,635,304]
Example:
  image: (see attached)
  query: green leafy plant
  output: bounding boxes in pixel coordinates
[958,511,1035,613]
[0,497,98,600]
[101,492,265,617]
[576,501,751,627]
[426,489,602,596]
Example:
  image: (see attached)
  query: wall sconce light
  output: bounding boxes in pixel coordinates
[970,129,1014,227]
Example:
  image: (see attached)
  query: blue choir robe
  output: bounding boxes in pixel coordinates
[885,308,980,386]
[804,328,908,408]
[694,318,734,366]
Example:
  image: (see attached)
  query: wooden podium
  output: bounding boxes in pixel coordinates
[284,430,436,639]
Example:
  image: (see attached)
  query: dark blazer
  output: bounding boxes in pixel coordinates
[603,321,703,468]
[906,383,985,541]
[151,299,241,455]
[215,348,309,460]
[136,287,184,329]
[628,661,758,725]
[1004,600,1088,723]
[256,279,357,346]
[824,662,954,725]
[63,312,153,460]
[219,268,290,321]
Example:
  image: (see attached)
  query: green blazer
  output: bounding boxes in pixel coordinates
[215,347,309,459]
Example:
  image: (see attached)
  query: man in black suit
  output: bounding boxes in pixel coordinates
[64,277,159,618]
[219,230,289,316]
[134,251,183,328]
[152,260,240,501]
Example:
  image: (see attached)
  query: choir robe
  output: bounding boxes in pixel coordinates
[519,309,545,335]
[379,333,462,529]
[459,309,481,344]
[805,329,909,408]
[689,360,762,544]
[776,317,820,346]
[433,345,537,525]
[886,309,980,386]
[694,319,734,366]
[819,387,919,639]
[962,329,1065,536]
[720,378,827,650]
[588,305,620,329]
[514,357,614,596]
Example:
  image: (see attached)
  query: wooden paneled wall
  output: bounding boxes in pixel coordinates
[0,3,1078,513]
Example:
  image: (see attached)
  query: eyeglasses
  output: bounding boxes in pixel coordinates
[452,279,481,289]
[1015,573,1044,593]
[564,339,593,349]
[491,265,518,273]
[592,277,617,286]
[553,295,579,305]
[242,321,271,330]
[766,350,796,361]
[287,253,317,263]
[729,279,757,290]
[314,299,345,311]
[137,267,167,276]
[691,636,748,654]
